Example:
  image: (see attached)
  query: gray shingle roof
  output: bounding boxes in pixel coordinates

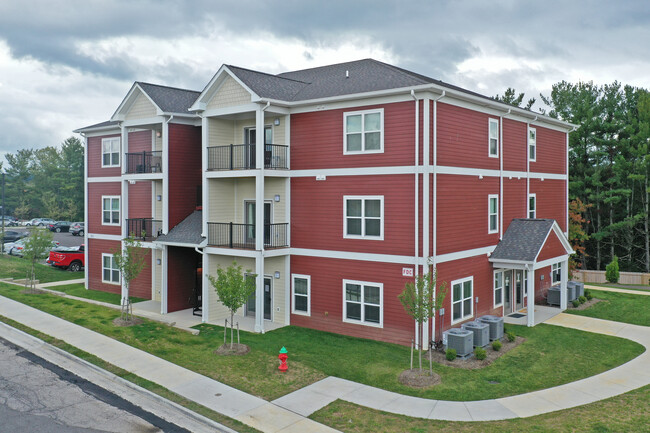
[73,120,120,133]
[155,210,204,246]
[137,82,201,114]
[490,219,556,262]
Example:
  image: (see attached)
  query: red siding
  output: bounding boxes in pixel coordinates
[128,181,152,218]
[436,174,500,255]
[436,103,500,170]
[167,246,198,312]
[290,101,416,170]
[537,231,568,262]
[88,133,121,178]
[530,179,567,231]
[290,255,415,345]
[502,118,527,172]
[87,238,121,295]
[88,183,121,235]
[127,130,152,153]
[534,266,554,303]
[530,127,566,174]
[128,248,152,300]
[291,175,414,255]
[503,178,527,230]
[168,124,202,228]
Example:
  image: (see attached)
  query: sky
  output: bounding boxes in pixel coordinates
[0,0,649,165]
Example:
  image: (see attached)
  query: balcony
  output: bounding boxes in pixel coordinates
[125,151,163,174]
[207,144,288,171]
[126,218,163,241]
[207,222,288,249]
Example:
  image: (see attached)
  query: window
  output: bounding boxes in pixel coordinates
[528,194,536,218]
[488,194,499,234]
[552,263,562,284]
[102,196,120,225]
[344,109,383,154]
[344,196,384,239]
[292,274,311,316]
[528,127,536,162]
[102,137,120,167]
[494,271,503,307]
[102,254,120,284]
[343,280,383,327]
[452,277,473,323]
[489,118,499,157]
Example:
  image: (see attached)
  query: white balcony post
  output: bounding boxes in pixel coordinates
[560,259,568,310]
[526,268,534,327]
[254,105,265,332]
[161,245,168,314]
[202,116,209,238]
[162,119,170,233]
[255,255,264,332]
[202,252,210,323]
[121,125,129,174]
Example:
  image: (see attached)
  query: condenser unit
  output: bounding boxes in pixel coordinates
[462,321,490,348]
[446,328,473,358]
[568,281,584,298]
[547,285,561,306]
[478,315,504,341]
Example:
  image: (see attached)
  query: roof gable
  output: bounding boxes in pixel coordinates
[112,82,200,121]
[190,66,259,111]
[155,210,204,246]
[489,219,572,264]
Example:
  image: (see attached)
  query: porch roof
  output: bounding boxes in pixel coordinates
[155,210,205,247]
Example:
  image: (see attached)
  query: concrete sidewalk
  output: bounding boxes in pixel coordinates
[0,294,338,433]
[585,284,650,296]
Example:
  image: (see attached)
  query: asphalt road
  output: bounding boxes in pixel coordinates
[0,337,190,433]
[4,226,83,248]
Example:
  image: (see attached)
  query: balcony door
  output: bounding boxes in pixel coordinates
[515,270,524,311]
[244,126,272,168]
[244,201,271,245]
[245,276,272,320]
[504,271,512,313]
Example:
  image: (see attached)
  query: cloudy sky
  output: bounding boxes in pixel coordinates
[0,1,648,164]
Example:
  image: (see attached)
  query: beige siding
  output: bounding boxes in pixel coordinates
[153,249,162,302]
[265,256,287,324]
[207,178,287,224]
[208,118,236,147]
[154,132,162,151]
[125,91,157,120]
[153,180,163,220]
[208,178,236,222]
[206,255,255,319]
[206,75,252,110]
[271,116,286,145]
[265,178,287,223]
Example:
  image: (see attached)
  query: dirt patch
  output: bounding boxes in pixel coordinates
[20,288,48,295]
[112,317,144,327]
[426,336,526,369]
[570,298,605,311]
[398,369,441,388]
[214,343,250,356]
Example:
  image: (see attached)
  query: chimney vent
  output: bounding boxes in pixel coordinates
[345,70,349,78]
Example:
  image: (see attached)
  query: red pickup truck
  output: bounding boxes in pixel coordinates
[48,245,84,272]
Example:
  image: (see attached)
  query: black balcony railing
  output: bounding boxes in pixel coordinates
[126,218,162,241]
[207,144,288,170]
[125,151,163,174]
[207,222,288,249]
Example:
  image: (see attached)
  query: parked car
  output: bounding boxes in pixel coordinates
[48,221,71,233]
[9,239,60,257]
[1,216,18,227]
[27,218,56,227]
[48,245,84,272]
[1,230,29,243]
[70,222,85,236]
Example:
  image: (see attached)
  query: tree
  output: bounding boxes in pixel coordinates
[494,87,536,110]
[568,198,591,274]
[21,228,54,291]
[605,256,620,283]
[398,263,447,374]
[111,235,148,321]
[208,261,256,349]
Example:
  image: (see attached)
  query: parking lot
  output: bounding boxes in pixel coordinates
[3,227,83,248]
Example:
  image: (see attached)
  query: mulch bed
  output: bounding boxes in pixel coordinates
[398,369,441,388]
[425,336,526,370]
[570,298,604,311]
[112,317,144,327]
[214,343,250,356]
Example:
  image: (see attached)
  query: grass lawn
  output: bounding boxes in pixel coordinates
[567,289,650,326]
[585,282,650,292]
[0,281,644,402]
[0,254,83,283]
[310,386,650,433]
[44,283,146,305]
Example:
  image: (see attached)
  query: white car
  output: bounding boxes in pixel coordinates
[8,239,60,257]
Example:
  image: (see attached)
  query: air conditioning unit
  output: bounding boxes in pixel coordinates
[462,321,490,348]
[547,285,561,306]
[568,281,584,298]
[446,328,473,358]
[566,284,576,303]
[478,315,504,341]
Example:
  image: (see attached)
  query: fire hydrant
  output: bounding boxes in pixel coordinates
[278,346,288,372]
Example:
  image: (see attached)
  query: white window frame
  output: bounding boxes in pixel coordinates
[102,196,121,226]
[342,279,383,328]
[493,270,504,308]
[552,262,562,284]
[528,193,536,219]
[343,196,384,240]
[343,108,384,155]
[291,274,311,316]
[451,276,473,324]
[101,137,121,168]
[488,118,499,158]
[488,194,499,234]
[528,126,536,162]
[101,253,120,285]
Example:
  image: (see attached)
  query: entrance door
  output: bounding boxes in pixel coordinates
[245,277,272,320]
[504,271,512,313]
[515,270,524,311]
[245,126,272,168]
[244,201,271,246]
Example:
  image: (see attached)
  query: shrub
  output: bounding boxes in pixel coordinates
[446,348,457,361]
[475,347,487,360]
[506,331,516,342]
[492,340,502,351]
[579,295,587,304]
[572,299,580,308]
[606,256,620,283]
[585,290,593,300]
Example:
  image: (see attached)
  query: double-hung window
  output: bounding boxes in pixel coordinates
[102,137,120,167]
[552,263,562,284]
[528,127,536,162]
[344,109,383,154]
[102,254,120,284]
[488,118,499,157]
[343,280,383,327]
[452,277,473,323]
[344,196,383,239]
[292,274,311,316]
[102,196,120,225]
[494,271,503,307]
[488,194,499,234]
[528,194,536,218]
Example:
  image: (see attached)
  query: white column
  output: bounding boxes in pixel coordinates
[202,116,209,238]
[162,120,170,233]
[422,98,431,347]
[121,125,129,174]
[255,254,264,332]
[83,135,89,289]
[560,259,568,310]
[254,105,265,332]
[526,269,534,327]
[284,256,290,325]
[202,252,210,323]
[161,245,168,314]
[120,176,128,304]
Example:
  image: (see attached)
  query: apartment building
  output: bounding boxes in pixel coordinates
[76,59,574,346]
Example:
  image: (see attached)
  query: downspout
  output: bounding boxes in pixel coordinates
[499,109,510,240]
[431,90,445,344]
[411,90,419,280]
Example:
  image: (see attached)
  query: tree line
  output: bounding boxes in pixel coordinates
[2,137,84,222]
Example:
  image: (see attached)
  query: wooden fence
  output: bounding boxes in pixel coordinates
[572,270,650,285]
